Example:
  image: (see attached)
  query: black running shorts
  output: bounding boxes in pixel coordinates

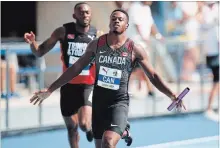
[92,98,129,139]
[60,83,93,116]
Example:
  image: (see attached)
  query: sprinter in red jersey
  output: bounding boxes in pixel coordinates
[24,2,96,147]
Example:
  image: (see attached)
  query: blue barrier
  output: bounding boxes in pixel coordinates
[18,67,40,74]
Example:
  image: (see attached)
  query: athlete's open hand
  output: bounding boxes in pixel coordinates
[24,31,36,44]
[30,89,51,105]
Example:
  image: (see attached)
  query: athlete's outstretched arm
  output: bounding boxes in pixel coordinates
[133,43,176,100]
[48,39,98,93]
[30,39,98,105]
[24,27,65,57]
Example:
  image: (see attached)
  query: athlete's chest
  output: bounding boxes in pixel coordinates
[96,48,130,67]
[64,33,95,74]
[95,48,132,89]
[65,34,95,57]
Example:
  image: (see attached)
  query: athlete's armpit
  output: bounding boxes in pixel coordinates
[34,27,65,57]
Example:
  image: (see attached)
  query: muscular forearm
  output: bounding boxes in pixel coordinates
[48,64,82,93]
[30,38,56,57]
[150,73,175,100]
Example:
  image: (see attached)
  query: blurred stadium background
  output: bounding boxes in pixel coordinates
[1,1,219,148]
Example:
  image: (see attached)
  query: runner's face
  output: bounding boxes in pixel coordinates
[109,11,128,34]
[74,4,92,27]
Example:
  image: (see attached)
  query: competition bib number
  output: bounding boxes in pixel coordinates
[69,56,90,76]
[97,66,122,90]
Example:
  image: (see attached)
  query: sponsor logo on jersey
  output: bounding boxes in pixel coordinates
[88,35,95,40]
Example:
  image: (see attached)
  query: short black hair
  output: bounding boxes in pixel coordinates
[74,2,89,10]
[111,9,129,22]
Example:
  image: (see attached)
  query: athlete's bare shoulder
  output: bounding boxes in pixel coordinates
[132,42,149,61]
[52,26,66,41]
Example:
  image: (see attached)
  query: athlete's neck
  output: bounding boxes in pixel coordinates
[108,32,127,46]
[75,24,90,33]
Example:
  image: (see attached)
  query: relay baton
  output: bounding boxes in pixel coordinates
[167,87,190,111]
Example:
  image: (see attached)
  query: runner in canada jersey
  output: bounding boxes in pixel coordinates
[29,9,186,148]
[94,34,133,96]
